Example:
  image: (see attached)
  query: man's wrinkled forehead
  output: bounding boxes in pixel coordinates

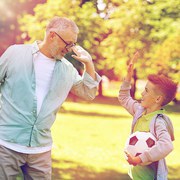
[60,29,78,43]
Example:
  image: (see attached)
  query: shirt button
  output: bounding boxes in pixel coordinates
[31,110,36,115]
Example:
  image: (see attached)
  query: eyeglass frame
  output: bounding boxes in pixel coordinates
[53,31,76,49]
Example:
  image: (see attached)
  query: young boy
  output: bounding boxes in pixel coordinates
[118,52,178,180]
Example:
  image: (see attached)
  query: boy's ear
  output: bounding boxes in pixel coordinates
[156,95,163,105]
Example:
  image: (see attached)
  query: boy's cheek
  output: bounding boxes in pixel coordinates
[140,101,147,108]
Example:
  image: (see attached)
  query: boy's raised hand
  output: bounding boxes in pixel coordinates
[125,51,139,82]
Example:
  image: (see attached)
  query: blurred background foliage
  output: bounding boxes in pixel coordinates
[0,0,179,97]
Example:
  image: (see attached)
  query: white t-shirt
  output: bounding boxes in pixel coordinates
[0,52,56,154]
[34,52,56,115]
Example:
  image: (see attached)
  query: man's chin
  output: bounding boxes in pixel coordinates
[54,55,63,60]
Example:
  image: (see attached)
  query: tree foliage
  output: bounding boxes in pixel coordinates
[15,0,180,96]
[99,0,180,81]
[0,0,46,55]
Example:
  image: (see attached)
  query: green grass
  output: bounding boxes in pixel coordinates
[51,98,180,180]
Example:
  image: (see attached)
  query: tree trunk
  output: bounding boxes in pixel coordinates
[98,80,103,97]
[130,69,137,99]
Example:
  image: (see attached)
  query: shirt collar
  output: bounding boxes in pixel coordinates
[143,109,165,121]
[31,41,61,61]
[31,41,40,54]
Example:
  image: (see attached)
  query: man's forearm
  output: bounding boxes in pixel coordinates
[84,60,96,80]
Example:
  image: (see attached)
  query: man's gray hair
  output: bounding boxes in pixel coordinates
[46,16,79,34]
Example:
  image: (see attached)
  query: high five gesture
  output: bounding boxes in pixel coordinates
[125,51,139,82]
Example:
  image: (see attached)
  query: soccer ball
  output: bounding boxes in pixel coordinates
[125,131,157,166]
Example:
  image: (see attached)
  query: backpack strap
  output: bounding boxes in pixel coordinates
[153,114,162,138]
[153,114,164,180]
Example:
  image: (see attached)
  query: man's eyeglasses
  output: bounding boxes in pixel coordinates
[54,32,76,49]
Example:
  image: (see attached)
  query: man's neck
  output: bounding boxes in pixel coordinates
[38,41,53,59]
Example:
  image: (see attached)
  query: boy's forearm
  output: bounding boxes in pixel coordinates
[118,81,140,116]
[124,74,132,83]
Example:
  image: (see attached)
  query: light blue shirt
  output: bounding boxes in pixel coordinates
[0,41,101,147]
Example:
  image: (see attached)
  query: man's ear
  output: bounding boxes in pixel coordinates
[49,31,55,40]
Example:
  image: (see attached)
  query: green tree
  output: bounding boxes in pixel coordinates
[99,0,180,98]
[19,0,108,96]
[0,0,46,55]
[18,0,180,98]
[153,33,180,80]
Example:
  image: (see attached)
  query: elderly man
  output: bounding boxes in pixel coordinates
[0,16,101,179]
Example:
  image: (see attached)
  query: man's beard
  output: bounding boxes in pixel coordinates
[49,41,63,60]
